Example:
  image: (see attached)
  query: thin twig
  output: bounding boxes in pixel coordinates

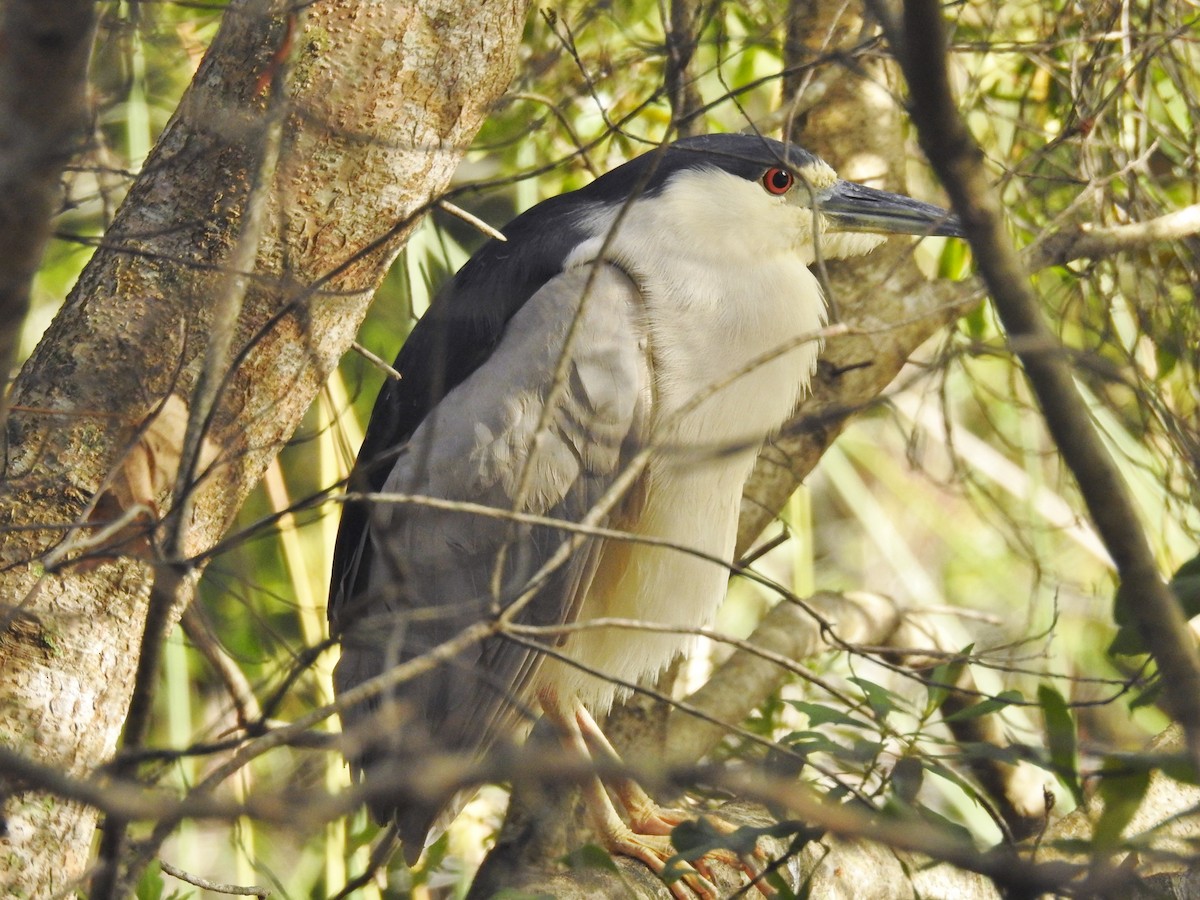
[180,603,263,728]
[350,340,402,382]
[159,859,271,898]
[437,199,507,242]
[327,823,397,900]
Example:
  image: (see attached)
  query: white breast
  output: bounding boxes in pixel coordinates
[536,169,828,711]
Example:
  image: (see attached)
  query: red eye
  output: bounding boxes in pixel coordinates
[762,167,794,195]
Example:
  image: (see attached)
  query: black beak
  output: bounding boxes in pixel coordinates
[818,180,964,238]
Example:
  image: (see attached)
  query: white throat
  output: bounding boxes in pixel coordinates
[565,167,832,458]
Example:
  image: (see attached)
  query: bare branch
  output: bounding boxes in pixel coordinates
[437,199,508,242]
[662,592,902,765]
[351,340,404,382]
[1027,204,1200,271]
[159,860,271,898]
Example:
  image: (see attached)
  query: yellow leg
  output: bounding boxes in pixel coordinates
[539,688,778,898]
[537,687,719,900]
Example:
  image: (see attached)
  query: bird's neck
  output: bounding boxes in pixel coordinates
[641,255,826,456]
[564,197,828,463]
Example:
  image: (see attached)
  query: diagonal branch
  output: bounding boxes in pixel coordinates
[891,0,1200,769]
[1026,204,1200,270]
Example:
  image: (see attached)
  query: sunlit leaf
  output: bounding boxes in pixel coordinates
[1093,760,1152,851]
[1039,683,1083,806]
[942,689,1024,723]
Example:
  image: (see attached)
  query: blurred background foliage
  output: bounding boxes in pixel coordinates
[17,0,1200,896]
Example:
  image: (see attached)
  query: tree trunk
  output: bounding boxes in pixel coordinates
[0,0,530,894]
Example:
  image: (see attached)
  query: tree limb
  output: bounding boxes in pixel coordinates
[1026,204,1200,270]
[0,0,532,893]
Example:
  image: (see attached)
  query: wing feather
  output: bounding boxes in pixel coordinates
[331,262,651,852]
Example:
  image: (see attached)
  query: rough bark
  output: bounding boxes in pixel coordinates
[0,0,530,894]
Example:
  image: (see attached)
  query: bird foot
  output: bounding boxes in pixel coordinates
[600,806,773,897]
[677,813,777,898]
[601,824,721,900]
[620,795,776,895]
[547,694,776,896]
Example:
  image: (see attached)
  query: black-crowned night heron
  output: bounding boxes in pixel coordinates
[328,133,962,889]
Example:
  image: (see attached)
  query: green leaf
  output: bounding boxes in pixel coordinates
[665,818,821,886]
[942,689,1024,723]
[915,805,979,846]
[847,737,886,763]
[923,651,971,718]
[892,755,924,805]
[826,782,853,803]
[1155,344,1178,377]
[1111,553,1200,656]
[848,676,901,722]
[1128,681,1163,710]
[1039,683,1083,806]
[1094,760,1152,850]
[1172,553,1200,584]
[671,817,815,858]
[766,867,801,900]
[669,816,730,856]
[786,701,873,731]
[1162,757,1200,785]
[958,286,987,333]
[1107,624,1143,657]
[136,861,165,900]
[417,829,450,880]
[922,754,991,802]
[135,860,190,900]
[1170,557,1200,618]
[954,740,1039,768]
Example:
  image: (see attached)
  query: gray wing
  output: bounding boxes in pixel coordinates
[333,262,651,848]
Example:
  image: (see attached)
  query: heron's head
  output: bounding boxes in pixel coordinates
[571,133,963,269]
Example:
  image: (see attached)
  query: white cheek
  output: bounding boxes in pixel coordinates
[817,231,887,259]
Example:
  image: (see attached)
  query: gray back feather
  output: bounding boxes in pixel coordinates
[333,262,651,853]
